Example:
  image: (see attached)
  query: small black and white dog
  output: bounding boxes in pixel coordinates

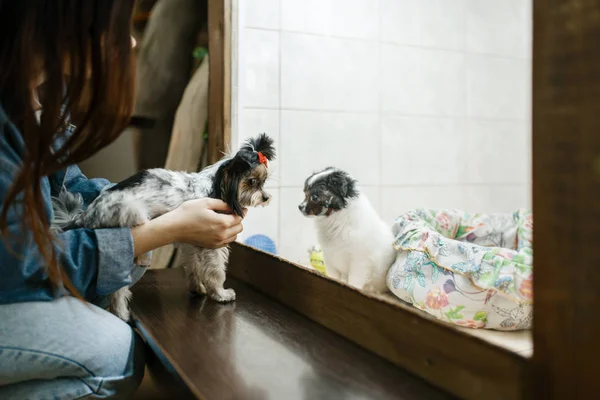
[53,133,275,321]
[298,167,395,293]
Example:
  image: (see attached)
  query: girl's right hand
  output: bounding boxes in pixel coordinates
[167,198,246,248]
[131,198,246,258]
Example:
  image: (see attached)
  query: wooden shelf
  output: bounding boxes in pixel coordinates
[131,268,452,399]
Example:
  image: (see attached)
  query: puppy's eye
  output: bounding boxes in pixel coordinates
[248,178,257,186]
[310,194,319,202]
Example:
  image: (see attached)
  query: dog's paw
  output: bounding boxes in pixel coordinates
[135,252,152,266]
[112,306,131,322]
[188,280,207,295]
[210,288,236,303]
[110,288,132,322]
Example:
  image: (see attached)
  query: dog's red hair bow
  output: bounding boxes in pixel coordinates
[257,151,268,167]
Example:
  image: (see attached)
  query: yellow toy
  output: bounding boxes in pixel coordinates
[308,245,327,275]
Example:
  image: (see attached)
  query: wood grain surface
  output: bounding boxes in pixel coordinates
[207,0,231,164]
[131,268,453,400]
[227,243,528,400]
[532,0,600,398]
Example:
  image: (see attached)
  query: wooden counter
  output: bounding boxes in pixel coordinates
[131,268,452,399]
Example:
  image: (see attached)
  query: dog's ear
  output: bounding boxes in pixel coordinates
[242,133,276,161]
[216,156,250,217]
[330,174,348,197]
[330,196,346,210]
[328,170,358,206]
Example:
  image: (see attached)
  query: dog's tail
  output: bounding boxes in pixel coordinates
[50,189,84,233]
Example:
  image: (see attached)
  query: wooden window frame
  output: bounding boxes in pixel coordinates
[213,1,598,398]
[207,0,232,164]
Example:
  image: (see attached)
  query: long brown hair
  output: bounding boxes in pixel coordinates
[0,1,136,296]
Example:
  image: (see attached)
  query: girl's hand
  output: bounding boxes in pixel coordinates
[130,199,246,258]
[168,198,247,248]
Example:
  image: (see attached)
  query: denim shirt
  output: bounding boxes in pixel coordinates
[0,105,139,304]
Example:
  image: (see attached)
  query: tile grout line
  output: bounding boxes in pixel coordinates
[243,27,532,61]
[241,106,530,123]
[276,0,283,252]
[377,0,383,215]
[463,0,470,188]
[277,183,530,189]
[246,1,532,241]
[463,0,469,135]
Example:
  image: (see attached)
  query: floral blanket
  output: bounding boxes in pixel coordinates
[386,209,533,330]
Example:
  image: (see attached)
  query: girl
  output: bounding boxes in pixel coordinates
[0,2,244,398]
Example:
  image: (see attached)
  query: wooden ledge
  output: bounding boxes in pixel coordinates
[131,267,451,399]
[227,243,528,400]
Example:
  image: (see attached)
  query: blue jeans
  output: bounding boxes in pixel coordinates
[0,269,147,399]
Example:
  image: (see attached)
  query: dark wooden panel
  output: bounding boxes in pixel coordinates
[131,269,452,400]
[532,0,600,398]
[228,243,527,400]
[207,0,231,164]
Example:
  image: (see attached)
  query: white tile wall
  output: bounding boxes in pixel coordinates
[464,184,530,214]
[235,0,532,264]
[466,0,532,59]
[380,186,466,225]
[380,0,466,50]
[280,110,380,186]
[465,120,529,184]
[239,29,280,108]
[243,0,280,30]
[381,116,466,185]
[381,45,466,117]
[281,0,379,41]
[466,55,530,120]
[281,33,379,112]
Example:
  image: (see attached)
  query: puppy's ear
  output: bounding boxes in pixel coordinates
[242,133,276,161]
[215,156,251,216]
[330,195,347,210]
[329,172,348,197]
[328,171,358,202]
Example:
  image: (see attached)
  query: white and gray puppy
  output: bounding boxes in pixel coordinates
[53,133,275,321]
[298,167,395,293]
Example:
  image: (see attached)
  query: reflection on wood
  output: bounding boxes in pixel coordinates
[131,269,451,399]
[228,242,527,400]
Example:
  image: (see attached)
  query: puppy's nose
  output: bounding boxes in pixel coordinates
[298,203,305,212]
[262,193,271,202]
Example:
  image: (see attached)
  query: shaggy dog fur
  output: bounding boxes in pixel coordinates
[52,133,275,321]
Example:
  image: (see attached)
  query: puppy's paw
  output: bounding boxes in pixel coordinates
[113,306,131,322]
[188,280,207,295]
[110,287,132,322]
[110,297,131,321]
[210,288,236,303]
[363,282,389,294]
[135,252,152,266]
